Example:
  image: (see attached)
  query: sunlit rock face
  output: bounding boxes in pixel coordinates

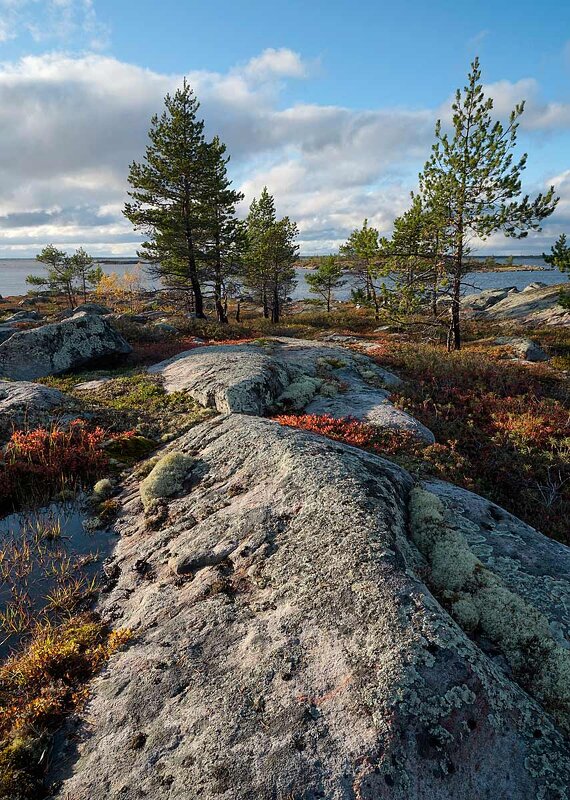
[52,414,570,800]
[148,337,435,442]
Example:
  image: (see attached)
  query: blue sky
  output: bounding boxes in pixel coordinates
[0,0,569,255]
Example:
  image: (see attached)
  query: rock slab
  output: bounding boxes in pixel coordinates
[52,415,570,800]
[149,338,434,442]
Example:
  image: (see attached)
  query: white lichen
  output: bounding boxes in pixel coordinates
[275,376,323,411]
[409,485,570,731]
[140,451,194,510]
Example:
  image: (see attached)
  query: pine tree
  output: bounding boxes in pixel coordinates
[200,136,245,323]
[243,187,298,322]
[69,247,102,303]
[27,245,77,308]
[243,187,277,318]
[305,255,346,312]
[266,216,299,323]
[124,79,208,317]
[543,234,570,275]
[340,219,385,319]
[420,57,558,350]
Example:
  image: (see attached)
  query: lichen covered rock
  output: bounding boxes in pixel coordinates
[0,312,132,380]
[0,379,68,440]
[52,415,570,800]
[149,338,434,442]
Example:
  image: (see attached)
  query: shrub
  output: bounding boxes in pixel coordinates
[0,421,134,512]
[0,614,130,800]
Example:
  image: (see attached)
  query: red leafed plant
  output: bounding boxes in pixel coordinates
[0,420,133,510]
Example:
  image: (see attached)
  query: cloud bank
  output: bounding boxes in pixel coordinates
[0,47,568,256]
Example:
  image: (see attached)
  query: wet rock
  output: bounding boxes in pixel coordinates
[0,312,132,380]
[51,415,570,800]
[149,338,434,442]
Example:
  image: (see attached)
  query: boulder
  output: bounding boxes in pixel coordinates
[471,283,570,327]
[0,312,131,381]
[0,380,68,439]
[52,415,570,799]
[494,336,549,362]
[72,303,112,315]
[0,324,16,344]
[522,281,548,292]
[461,287,517,312]
[149,338,434,442]
[2,310,43,323]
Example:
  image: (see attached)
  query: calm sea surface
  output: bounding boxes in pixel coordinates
[0,256,566,301]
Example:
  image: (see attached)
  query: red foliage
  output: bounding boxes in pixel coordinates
[0,420,134,510]
[129,338,253,366]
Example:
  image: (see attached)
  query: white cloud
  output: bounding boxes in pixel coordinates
[0,0,109,50]
[243,47,309,81]
[0,49,568,256]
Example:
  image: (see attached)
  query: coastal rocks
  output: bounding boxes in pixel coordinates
[52,415,570,800]
[2,310,43,323]
[0,324,16,344]
[465,283,570,326]
[0,380,67,439]
[0,312,132,381]
[494,336,549,362]
[149,338,434,442]
[72,303,112,315]
[461,286,517,311]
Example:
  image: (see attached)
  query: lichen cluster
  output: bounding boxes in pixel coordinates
[139,450,194,510]
[409,486,570,731]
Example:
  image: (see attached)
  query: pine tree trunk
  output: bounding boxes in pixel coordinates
[235,299,241,322]
[448,271,462,351]
[271,284,280,323]
[262,286,269,319]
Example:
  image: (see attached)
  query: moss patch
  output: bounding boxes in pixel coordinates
[140,451,194,510]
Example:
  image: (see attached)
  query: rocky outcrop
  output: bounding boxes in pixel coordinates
[0,312,131,380]
[494,336,549,362]
[149,338,434,442]
[464,283,570,326]
[461,286,517,311]
[72,303,112,315]
[52,414,570,800]
[0,379,67,439]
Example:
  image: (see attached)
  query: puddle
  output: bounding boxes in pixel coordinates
[0,497,116,659]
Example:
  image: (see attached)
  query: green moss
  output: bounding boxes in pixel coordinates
[140,451,194,510]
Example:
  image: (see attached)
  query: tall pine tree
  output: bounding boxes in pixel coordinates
[420,57,557,350]
[124,80,208,317]
[200,136,245,323]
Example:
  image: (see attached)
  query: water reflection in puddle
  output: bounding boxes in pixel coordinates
[0,498,116,659]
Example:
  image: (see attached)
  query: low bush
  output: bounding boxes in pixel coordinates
[0,613,130,800]
[0,421,134,512]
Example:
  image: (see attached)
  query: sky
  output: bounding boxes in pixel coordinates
[1,0,570,257]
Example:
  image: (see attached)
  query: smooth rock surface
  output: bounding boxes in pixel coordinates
[149,338,434,442]
[494,336,549,362]
[0,312,132,380]
[0,379,67,438]
[52,415,570,800]
[461,286,517,311]
[466,283,569,326]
